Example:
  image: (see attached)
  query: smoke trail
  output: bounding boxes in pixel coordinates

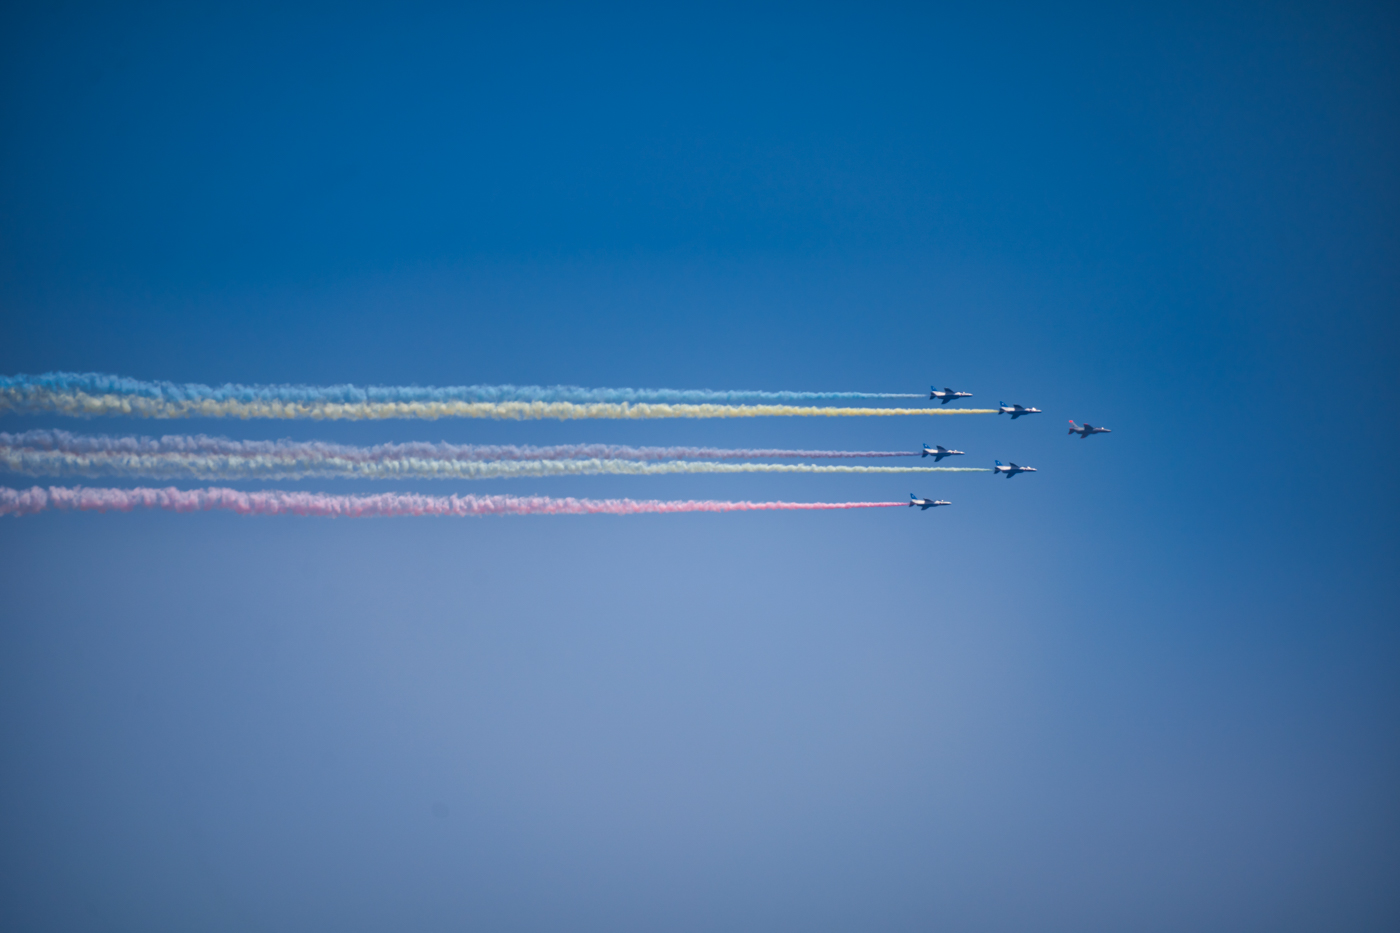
[0,486,906,518]
[2,430,921,461]
[0,447,987,480]
[1,372,925,408]
[0,390,994,420]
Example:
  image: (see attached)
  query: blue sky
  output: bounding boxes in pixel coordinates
[1,4,1397,931]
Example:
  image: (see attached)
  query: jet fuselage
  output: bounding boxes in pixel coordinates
[1068,420,1111,437]
[992,461,1037,478]
[922,444,965,461]
[998,403,1042,419]
[910,494,951,510]
[930,387,973,404]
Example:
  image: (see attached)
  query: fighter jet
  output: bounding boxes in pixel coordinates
[1068,419,1111,438]
[992,460,1037,478]
[922,444,965,461]
[929,386,974,404]
[910,494,951,510]
[997,402,1042,419]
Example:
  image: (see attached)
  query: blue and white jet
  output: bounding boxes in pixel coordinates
[997,401,1042,419]
[922,443,965,461]
[993,460,1037,478]
[1068,419,1111,438]
[929,386,974,404]
[910,494,951,510]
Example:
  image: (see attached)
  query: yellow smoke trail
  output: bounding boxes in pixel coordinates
[0,449,989,479]
[0,390,998,420]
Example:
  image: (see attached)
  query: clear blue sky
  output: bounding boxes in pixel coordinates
[1,4,1397,930]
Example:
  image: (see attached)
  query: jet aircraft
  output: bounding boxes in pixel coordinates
[1068,419,1111,438]
[929,386,974,404]
[992,460,1037,478]
[997,402,1042,419]
[922,444,965,461]
[910,494,951,510]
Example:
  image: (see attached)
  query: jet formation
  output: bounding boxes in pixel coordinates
[1068,419,1111,438]
[907,385,1110,511]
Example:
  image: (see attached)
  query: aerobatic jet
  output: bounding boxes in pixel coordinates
[992,460,1037,478]
[1068,420,1111,438]
[997,402,1042,419]
[910,494,951,510]
[922,444,965,461]
[929,386,974,404]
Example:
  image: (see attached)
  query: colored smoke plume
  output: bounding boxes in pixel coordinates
[1,372,924,407]
[2,430,922,461]
[0,486,907,518]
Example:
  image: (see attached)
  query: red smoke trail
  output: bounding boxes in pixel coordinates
[0,486,907,518]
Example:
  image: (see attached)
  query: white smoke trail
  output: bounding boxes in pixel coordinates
[0,485,907,518]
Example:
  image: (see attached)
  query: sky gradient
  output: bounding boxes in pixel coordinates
[1,4,1397,931]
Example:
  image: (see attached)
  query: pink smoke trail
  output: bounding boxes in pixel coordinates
[0,486,907,518]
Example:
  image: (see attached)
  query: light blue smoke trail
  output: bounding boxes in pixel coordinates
[0,373,923,406]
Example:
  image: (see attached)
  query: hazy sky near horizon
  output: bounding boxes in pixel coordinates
[1,4,1397,931]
